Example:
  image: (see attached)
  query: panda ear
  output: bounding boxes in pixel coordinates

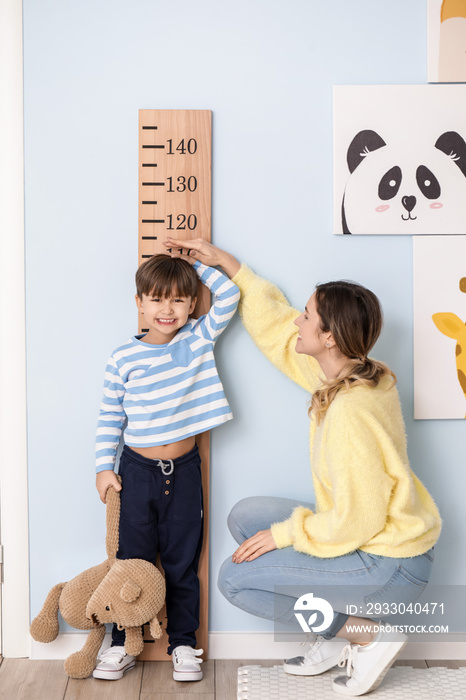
[346,130,386,173]
[435,131,466,178]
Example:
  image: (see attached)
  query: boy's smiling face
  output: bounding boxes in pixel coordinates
[135,290,196,344]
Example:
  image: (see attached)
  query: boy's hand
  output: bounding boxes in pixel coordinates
[96,470,122,503]
[163,237,241,278]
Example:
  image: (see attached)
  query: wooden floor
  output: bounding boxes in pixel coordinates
[0,656,465,700]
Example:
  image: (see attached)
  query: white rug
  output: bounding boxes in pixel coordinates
[237,664,466,699]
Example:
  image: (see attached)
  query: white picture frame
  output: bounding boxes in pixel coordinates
[414,235,466,419]
[333,85,466,235]
[428,0,466,83]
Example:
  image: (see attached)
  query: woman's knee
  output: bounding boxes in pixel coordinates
[217,557,236,601]
[227,497,261,537]
[227,495,297,540]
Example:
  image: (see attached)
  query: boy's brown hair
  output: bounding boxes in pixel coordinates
[135,254,198,300]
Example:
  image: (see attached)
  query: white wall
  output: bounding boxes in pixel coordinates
[23,0,465,640]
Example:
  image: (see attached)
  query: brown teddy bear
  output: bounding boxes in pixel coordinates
[30,482,166,679]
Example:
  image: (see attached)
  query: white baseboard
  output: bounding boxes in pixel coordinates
[29,631,466,661]
[209,632,466,660]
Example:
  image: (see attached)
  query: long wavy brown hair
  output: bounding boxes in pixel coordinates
[309,280,396,423]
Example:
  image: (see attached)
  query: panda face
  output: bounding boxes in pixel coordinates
[342,130,466,234]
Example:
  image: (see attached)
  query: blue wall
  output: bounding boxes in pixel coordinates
[24,0,464,635]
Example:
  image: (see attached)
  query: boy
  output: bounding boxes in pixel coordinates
[93,253,240,681]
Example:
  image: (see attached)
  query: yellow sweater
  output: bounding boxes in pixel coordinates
[232,264,442,559]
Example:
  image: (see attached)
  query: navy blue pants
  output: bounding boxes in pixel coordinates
[112,444,203,654]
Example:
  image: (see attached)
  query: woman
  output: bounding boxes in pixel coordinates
[164,237,442,697]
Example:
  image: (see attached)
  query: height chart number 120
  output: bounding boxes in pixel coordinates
[138,109,212,271]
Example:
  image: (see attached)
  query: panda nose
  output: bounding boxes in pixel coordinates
[402,195,416,212]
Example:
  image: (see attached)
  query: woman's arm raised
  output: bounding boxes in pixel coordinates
[165,238,322,393]
[164,237,241,278]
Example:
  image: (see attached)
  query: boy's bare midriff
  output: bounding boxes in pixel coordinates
[130,435,196,461]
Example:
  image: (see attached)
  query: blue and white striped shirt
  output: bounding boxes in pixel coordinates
[95,262,240,473]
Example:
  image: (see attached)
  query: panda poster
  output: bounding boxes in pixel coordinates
[414,236,466,419]
[428,0,466,83]
[333,85,466,235]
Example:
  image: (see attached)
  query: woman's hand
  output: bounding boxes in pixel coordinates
[163,237,241,278]
[232,529,277,563]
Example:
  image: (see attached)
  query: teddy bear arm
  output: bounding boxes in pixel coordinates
[105,479,121,561]
[64,625,106,679]
[149,616,163,640]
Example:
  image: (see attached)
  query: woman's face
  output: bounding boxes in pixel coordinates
[294,292,330,358]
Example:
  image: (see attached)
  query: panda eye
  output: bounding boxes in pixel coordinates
[378,166,402,200]
[416,165,440,199]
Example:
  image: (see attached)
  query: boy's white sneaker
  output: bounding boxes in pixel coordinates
[332,627,408,696]
[284,635,349,675]
[172,645,204,681]
[92,646,136,680]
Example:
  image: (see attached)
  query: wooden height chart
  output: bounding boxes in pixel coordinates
[137,110,212,660]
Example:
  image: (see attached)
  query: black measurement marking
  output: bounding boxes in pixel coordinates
[142,236,158,240]
[141,255,153,259]
[142,201,158,204]
[142,163,158,167]
[142,219,164,224]
[142,182,158,186]
[141,328,149,332]
[142,126,158,130]
[142,144,165,149]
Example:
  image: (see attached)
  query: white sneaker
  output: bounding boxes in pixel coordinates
[284,635,348,676]
[332,627,408,696]
[172,645,203,681]
[92,646,136,680]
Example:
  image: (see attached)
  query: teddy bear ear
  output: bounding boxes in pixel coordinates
[120,580,142,603]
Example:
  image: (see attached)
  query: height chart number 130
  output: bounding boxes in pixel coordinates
[138,109,212,268]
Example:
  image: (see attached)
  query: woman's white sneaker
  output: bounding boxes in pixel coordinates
[332,627,408,696]
[284,635,348,675]
[172,645,203,681]
[92,646,136,680]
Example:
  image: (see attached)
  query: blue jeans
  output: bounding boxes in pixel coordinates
[218,497,434,639]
